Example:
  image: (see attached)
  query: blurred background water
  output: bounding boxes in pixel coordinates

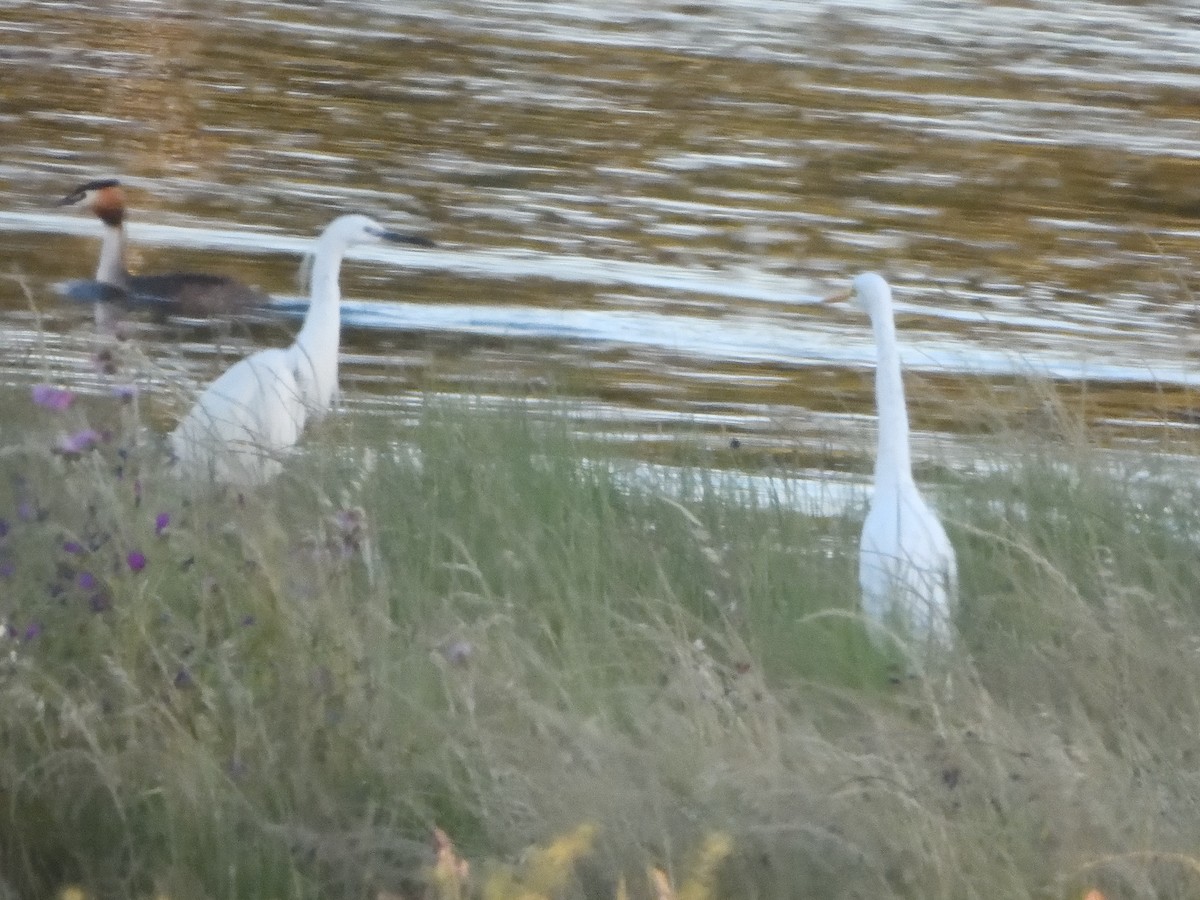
[2,0,1200,493]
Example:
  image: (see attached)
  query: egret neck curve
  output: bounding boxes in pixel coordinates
[866,301,915,491]
[291,226,353,413]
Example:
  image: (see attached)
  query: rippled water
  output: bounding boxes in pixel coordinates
[3,0,1200,487]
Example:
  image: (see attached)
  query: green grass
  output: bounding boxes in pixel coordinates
[3,383,1200,900]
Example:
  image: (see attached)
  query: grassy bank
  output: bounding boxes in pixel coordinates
[2,383,1200,900]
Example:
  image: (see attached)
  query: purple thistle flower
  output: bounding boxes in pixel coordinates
[62,541,85,555]
[31,384,74,411]
[55,429,104,456]
[77,571,97,591]
[334,508,365,532]
[440,639,474,667]
[127,550,146,572]
[154,512,171,536]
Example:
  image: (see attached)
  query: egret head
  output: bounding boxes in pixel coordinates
[823,272,893,316]
[57,179,126,226]
[319,213,436,249]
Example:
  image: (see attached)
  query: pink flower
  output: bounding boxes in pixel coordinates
[31,384,74,411]
[126,551,146,572]
[55,429,104,456]
[154,512,171,536]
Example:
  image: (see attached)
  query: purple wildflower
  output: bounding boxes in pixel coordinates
[0,560,14,579]
[240,614,256,627]
[154,512,171,536]
[127,551,146,572]
[55,429,104,456]
[77,571,97,591]
[440,639,474,667]
[62,541,85,555]
[0,519,9,538]
[227,756,248,779]
[22,622,42,642]
[17,501,36,522]
[334,508,365,532]
[333,507,367,558]
[31,384,74,411]
[111,384,137,402]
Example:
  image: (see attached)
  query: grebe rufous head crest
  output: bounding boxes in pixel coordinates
[57,179,126,227]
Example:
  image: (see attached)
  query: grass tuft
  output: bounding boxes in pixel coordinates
[2,381,1200,899]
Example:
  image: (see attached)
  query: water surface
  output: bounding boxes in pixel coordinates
[3,0,1200,491]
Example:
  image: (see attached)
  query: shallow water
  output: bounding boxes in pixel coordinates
[3,0,1200,486]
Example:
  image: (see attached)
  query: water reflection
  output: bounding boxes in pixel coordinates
[2,0,1200,479]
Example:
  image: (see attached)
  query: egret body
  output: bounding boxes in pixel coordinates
[826,273,957,645]
[56,179,271,318]
[170,214,433,486]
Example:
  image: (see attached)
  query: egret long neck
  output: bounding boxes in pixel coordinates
[95,223,129,288]
[869,306,914,489]
[292,234,349,409]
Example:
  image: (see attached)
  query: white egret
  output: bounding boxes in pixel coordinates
[824,273,957,646]
[169,213,434,486]
[56,179,271,318]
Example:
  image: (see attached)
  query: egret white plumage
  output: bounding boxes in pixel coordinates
[56,178,271,319]
[170,213,434,486]
[824,273,957,646]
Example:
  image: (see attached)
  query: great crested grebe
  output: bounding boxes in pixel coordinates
[57,178,271,318]
[170,213,435,486]
[823,273,958,648]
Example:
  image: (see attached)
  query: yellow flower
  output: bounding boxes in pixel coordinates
[678,832,732,900]
[644,833,733,900]
[648,867,674,900]
[521,823,598,896]
[430,825,471,900]
[482,824,598,900]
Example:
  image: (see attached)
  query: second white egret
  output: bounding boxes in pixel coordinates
[170,213,434,486]
[824,273,958,646]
